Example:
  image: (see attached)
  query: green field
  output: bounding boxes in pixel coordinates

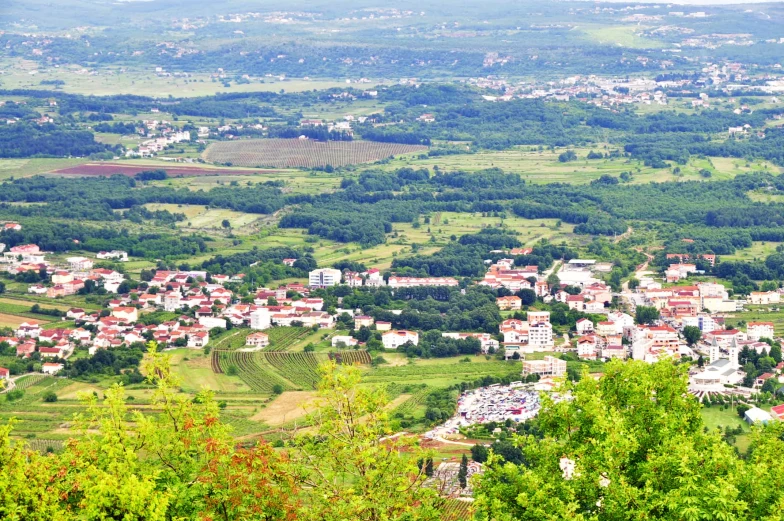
[0,60,378,98]
[581,24,666,49]
[0,158,89,180]
[385,148,779,184]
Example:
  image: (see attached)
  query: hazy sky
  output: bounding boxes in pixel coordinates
[576,0,783,3]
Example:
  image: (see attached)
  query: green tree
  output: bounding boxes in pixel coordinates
[634,305,660,325]
[682,325,702,346]
[289,361,442,521]
[769,343,782,364]
[458,453,468,489]
[474,360,784,520]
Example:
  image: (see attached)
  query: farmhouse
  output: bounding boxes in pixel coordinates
[332,335,358,348]
[0,367,9,380]
[245,332,270,349]
[41,363,64,375]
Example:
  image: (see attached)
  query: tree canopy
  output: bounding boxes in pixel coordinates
[473,360,784,521]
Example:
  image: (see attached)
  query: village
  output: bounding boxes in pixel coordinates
[1,233,783,426]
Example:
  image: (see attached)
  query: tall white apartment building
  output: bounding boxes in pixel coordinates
[309,268,342,288]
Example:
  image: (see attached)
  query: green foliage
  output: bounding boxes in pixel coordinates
[682,325,702,346]
[474,360,784,520]
[635,305,660,325]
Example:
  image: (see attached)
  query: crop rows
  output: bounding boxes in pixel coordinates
[441,499,473,521]
[24,439,65,454]
[261,352,325,389]
[210,350,223,373]
[267,326,311,351]
[204,138,428,168]
[328,350,372,365]
[14,374,50,390]
[393,388,430,416]
[217,350,292,393]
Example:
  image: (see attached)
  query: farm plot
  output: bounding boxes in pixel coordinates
[441,499,474,521]
[262,352,326,389]
[328,350,373,365]
[0,312,43,328]
[267,327,312,351]
[215,350,293,393]
[204,139,428,168]
[50,163,278,177]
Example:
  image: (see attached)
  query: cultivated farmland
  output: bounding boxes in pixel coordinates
[50,163,277,177]
[204,138,428,168]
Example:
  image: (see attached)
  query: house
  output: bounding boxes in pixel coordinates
[496,295,522,311]
[15,323,41,339]
[3,222,21,232]
[245,332,269,349]
[66,256,94,271]
[566,295,585,311]
[749,291,780,305]
[354,315,374,329]
[382,330,419,350]
[96,250,129,261]
[756,373,776,388]
[332,335,358,348]
[199,317,227,330]
[602,344,627,360]
[66,308,86,320]
[39,346,65,359]
[522,356,566,377]
[771,404,784,421]
[576,335,598,360]
[188,331,210,349]
[309,268,342,288]
[282,258,297,267]
[575,318,594,335]
[112,307,139,323]
[596,321,620,337]
[0,367,9,380]
[41,363,64,375]
[747,322,775,341]
[376,321,392,332]
[16,341,35,358]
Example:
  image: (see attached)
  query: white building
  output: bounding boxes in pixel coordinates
[382,330,419,350]
[66,256,94,271]
[245,332,269,350]
[528,322,554,350]
[309,268,342,288]
[747,322,775,341]
[522,356,566,377]
[332,335,358,348]
[250,308,271,330]
[199,317,227,330]
[41,363,64,375]
[163,292,182,312]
